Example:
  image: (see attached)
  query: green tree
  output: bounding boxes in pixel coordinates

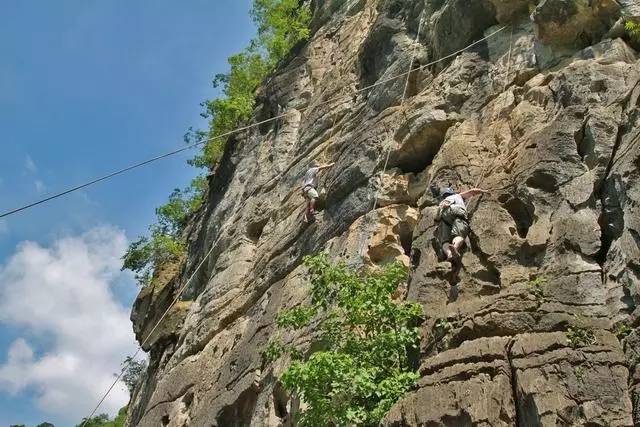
[156,176,207,233]
[75,414,110,427]
[75,407,127,427]
[192,0,311,168]
[268,254,423,426]
[119,356,147,395]
[122,227,186,286]
[251,0,312,63]
[123,0,312,284]
[122,176,205,286]
[110,406,128,427]
[36,424,55,427]
[191,49,271,168]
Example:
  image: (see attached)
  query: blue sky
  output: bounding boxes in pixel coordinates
[0,1,255,425]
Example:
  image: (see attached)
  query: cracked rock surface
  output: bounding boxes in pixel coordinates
[125,0,640,425]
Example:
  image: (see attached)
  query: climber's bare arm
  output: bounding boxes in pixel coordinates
[318,162,335,170]
[459,188,488,200]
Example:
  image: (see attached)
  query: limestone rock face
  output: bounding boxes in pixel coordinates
[126,0,640,425]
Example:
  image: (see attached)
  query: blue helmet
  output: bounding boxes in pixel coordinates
[440,187,455,198]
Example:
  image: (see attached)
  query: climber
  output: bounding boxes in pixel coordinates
[302,161,335,223]
[434,186,488,263]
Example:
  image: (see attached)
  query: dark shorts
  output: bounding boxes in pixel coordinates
[450,218,470,239]
[440,219,469,242]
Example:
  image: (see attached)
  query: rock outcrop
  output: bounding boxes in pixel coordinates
[125,0,640,425]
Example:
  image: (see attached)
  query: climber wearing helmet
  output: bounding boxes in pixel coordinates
[301,161,334,223]
[434,185,488,263]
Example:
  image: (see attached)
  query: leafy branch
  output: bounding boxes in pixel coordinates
[266,254,423,426]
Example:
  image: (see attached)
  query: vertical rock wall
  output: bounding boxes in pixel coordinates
[126,0,640,425]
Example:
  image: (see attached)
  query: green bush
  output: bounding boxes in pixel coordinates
[252,0,312,62]
[123,226,186,286]
[124,1,312,283]
[75,407,127,427]
[155,176,207,233]
[614,322,632,340]
[122,177,204,286]
[191,50,271,168]
[527,276,546,302]
[267,254,423,426]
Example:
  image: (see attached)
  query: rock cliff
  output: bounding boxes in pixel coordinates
[126,0,640,425]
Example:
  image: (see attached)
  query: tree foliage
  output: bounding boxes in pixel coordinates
[192,0,311,168]
[122,176,204,286]
[268,254,423,426]
[123,1,311,283]
[252,0,312,62]
[119,356,148,395]
[75,407,127,427]
[190,49,271,168]
[625,20,640,45]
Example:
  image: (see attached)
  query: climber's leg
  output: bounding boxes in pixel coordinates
[303,186,319,223]
[442,242,454,261]
[303,201,311,223]
[448,237,462,260]
[452,236,465,251]
[435,222,453,261]
[450,220,470,259]
[307,187,319,215]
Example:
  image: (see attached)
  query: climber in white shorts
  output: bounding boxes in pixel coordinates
[301,162,334,222]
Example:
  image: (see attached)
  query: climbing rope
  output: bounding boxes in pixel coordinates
[0,26,506,220]
[356,12,426,262]
[467,24,515,218]
[79,24,509,421]
[80,242,217,426]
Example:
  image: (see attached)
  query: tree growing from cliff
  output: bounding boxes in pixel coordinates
[124,0,311,285]
[191,0,311,168]
[267,254,423,426]
[122,176,206,285]
[118,356,148,395]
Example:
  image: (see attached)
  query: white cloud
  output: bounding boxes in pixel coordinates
[0,226,140,422]
[25,155,37,174]
[35,179,46,193]
[0,338,33,393]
